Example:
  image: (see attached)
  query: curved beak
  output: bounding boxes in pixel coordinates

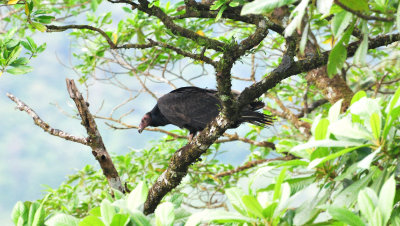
[138,127,144,133]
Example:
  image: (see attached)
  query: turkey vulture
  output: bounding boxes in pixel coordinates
[138,86,273,138]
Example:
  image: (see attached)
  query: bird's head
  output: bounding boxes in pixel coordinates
[138,112,151,133]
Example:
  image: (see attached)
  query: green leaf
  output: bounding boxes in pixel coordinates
[370,113,381,140]
[383,86,400,138]
[328,99,343,123]
[292,139,363,154]
[10,57,29,67]
[315,118,330,140]
[329,116,373,140]
[31,22,47,32]
[242,195,264,219]
[210,0,225,10]
[351,90,367,105]
[374,0,386,8]
[225,187,246,215]
[397,3,400,30]
[91,0,98,11]
[7,45,22,65]
[6,65,34,75]
[241,0,296,15]
[28,202,40,226]
[110,214,130,226]
[378,175,395,225]
[357,147,381,169]
[316,0,333,15]
[284,0,310,37]
[353,21,368,66]
[129,210,151,226]
[11,202,26,225]
[26,36,37,50]
[328,206,366,226]
[332,10,352,38]
[127,181,148,211]
[101,199,116,225]
[89,207,101,217]
[327,23,353,77]
[20,41,32,52]
[79,215,106,226]
[332,170,375,207]
[46,214,79,226]
[372,208,384,226]
[308,144,370,169]
[358,188,377,222]
[299,23,309,54]
[185,209,256,225]
[273,167,287,201]
[262,202,278,219]
[338,0,368,11]
[215,5,227,21]
[155,202,174,226]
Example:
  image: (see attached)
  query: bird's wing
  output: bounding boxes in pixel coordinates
[157,87,221,130]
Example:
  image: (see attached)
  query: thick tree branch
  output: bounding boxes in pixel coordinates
[175,1,285,35]
[6,93,88,145]
[143,114,230,214]
[238,33,400,106]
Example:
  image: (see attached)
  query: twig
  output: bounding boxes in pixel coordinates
[6,93,88,145]
[215,156,294,178]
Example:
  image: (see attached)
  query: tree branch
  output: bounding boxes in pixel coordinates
[65,79,125,193]
[335,0,394,22]
[6,93,88,145]
[215,156,295,178]
[237,33,400,106]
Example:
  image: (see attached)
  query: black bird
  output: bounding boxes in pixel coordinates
[138,87,273,139]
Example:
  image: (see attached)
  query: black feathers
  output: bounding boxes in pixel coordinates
[138,87,273,136]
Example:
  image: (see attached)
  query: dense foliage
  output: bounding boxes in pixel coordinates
[2,0,400,225]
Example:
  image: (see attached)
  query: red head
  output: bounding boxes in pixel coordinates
[138,113,151,133]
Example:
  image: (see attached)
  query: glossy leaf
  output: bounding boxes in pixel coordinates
[328,206,365,226]
[317,0,333,15]
[351,90,367,105]
[127,181,148,211]
[332,10,352,38]
[241,0,296,15]
[242,195,264,219]
[79,215,105,226]
[110,214,130,226]
[370,112,381,140]
[46,214,79,226]
[328,99,343,123]
[225,188,246,215]
[315,118,329,140]
[339,0,368,11]
[308,144,370,169]
[358,188,377,221]
[155,202,174,226]
[11,202,26,225]
[100,199,115,225]
[378,175,395,225]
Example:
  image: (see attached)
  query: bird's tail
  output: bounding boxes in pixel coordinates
[240,111,274,126]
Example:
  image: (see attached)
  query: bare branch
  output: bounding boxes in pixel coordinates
[65,79,125,193]
[215,156,295,178]
[6,93,88,145]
